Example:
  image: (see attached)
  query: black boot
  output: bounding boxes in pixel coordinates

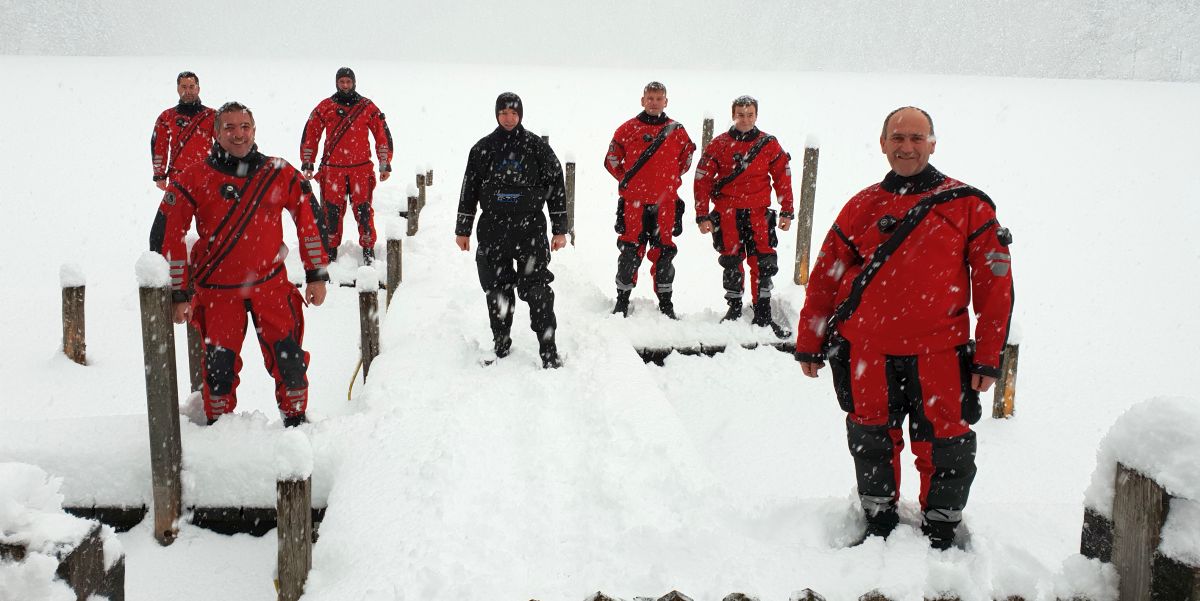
[751,298,791,339]
[362,247,375,265]
[721,298,743,322]
[922,519,960,550]
[863,507,900,541]
[657,291,678,320]
[612,289,631,317]
[282,413,308,428]
[494,335,512,359]
[540,340,562,369]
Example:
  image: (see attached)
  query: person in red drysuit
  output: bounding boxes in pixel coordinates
[151,101,330,427]
[151,71,215,191]
[604,81,696,319]
[300,67,393,264]
[794,106,1015,549]
[694,95,794,337]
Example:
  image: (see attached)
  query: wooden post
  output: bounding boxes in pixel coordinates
[406,195,420,236]
[359,289,380,379]
[992,343,1019,419]
[416,172,427,211]
[386,238,402,307]
[565,162,576,245]
[186,323,204,392]
[701,118,714,152]
[425,169,434,187]
[276,477,313,601]
[793,145,819,285]
[1112,463,1169,601]
[137,284,182,546]
[62,285,86,365]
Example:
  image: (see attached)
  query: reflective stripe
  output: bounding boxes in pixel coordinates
[307,249,323,257]
[286,389,306,398]
[925,508,962,523]
[304,241,323,249]
[985,252,1010,261]
[860,494,894,515]
[168,260,187,266]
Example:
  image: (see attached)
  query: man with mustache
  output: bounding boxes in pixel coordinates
[150,71,215,191]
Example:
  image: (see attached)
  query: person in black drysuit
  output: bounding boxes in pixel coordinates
[455,92,568,368]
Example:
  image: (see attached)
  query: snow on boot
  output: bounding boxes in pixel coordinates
[657,292,678,320]
[540,341,563,369]
[922,519,960,551]
[854,506,899,545]
[612,289,631,317]
[362,247,375,265]
[721,298,743,322]
[752,298,791,339]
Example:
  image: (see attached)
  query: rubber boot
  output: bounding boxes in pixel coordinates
[494,335,512,359]
[612,289,631,317]
[751,298,791,339]
[922,519,960,551]
[540,340,562,369]
[721,298,743,322]
[362,247,375,265]
[282,413,308,428]
[657,291,678,320]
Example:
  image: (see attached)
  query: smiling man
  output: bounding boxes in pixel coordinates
[151,101,330,427]
[794,106,1015,550]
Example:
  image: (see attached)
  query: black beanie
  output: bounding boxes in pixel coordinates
[336,67,356,83]
[495,92,523,122]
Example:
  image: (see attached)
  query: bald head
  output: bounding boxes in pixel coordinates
[879,106,937,177]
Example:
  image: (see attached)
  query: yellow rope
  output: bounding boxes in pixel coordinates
[347,358,363,401]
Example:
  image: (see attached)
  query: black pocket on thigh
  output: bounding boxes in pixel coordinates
[957,340,982,425]
[826,333,855,413]
[673,197,685,236]
[615,197,626,234]
[766,208,779,248]
[709,210,723,252]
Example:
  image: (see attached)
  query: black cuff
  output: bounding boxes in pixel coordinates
[153,174,167,182]
[695,215,712,224]
[794,351,825,363]
[780,211,795,220]
[970,363,1002,379]
[171,289,193,303]
[301,162,314,172]
[380,163,392,173]
[305,268,330,283]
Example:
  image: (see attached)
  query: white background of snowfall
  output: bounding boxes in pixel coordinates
[1,34,1200,601]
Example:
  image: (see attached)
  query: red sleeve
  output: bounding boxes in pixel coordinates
[677,129,697,177]
[604,125,627,182]
[151,110,171,180]
[284,171,330,278]
[768,140,795,215]
[693,141,720,218]
[368,102,394,171]
[299,104,324,169]
[965,201,1014,373]
[794,202,863,357]
[156,183,196,294]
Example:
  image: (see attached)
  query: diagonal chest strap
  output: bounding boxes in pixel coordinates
[711,134,775,197]
[319,102,369,168]
[168,110,213,171]
[193,166,283,286]
[619,122,680,191]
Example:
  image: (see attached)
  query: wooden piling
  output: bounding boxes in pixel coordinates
[62,285,86,365]
[793,145,819,285]
[386,238,402,306]
[565,161,576,245]
[276,477,313,601]
[359,289,380,379]
[425,169,434,186]
[701,118,714,152]
[417,172,427,211]
[406,195,420,236]
[186,323,204,392]
[992,343,1019,419]
[137,284,182,546]
[1112,463,1169,601]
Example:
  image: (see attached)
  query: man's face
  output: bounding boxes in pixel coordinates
[641,90,668,116]
[497,108,520,131]
[880,108,936,177]
[177,77,200,104]
[337,77,355,93]
[733,104,757,133]
[216,111,256,158]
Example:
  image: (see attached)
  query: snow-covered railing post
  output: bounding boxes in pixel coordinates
[135,252,183,546]
[358,266,381,380]
[1080,397,1200,601]
[793,139,819,286]
[60,263,86,365]
[565,161,576,246]
[275,430,314,601]
[701,117,714,153]
[992,343,1020,418]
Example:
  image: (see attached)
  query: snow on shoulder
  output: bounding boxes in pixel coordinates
[274,429,314,481]
[135,251,170,287]
[1084,396,1200,565]
[58,263,85,288]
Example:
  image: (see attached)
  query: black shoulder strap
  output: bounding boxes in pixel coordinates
[619,121,680,190]
[827,186,985,332]
[712,134,775,197]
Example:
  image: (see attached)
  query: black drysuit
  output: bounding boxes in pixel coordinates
[456,124,568,353]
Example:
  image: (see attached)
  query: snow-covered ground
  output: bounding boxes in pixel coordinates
[1,56,1198,600]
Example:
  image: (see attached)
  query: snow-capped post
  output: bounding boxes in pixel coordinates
[565,161,576,245]
[793,138,820,286]
[425,168,434,187]
[701,117,714,152]
[134,252,183,546]
[405,194,420,236]
[275,430,314,601]
[60,263,86,365]
[186,324,203,392]
[992,343,1020,418]
[416,171,427,212]
[357,266,381,379]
